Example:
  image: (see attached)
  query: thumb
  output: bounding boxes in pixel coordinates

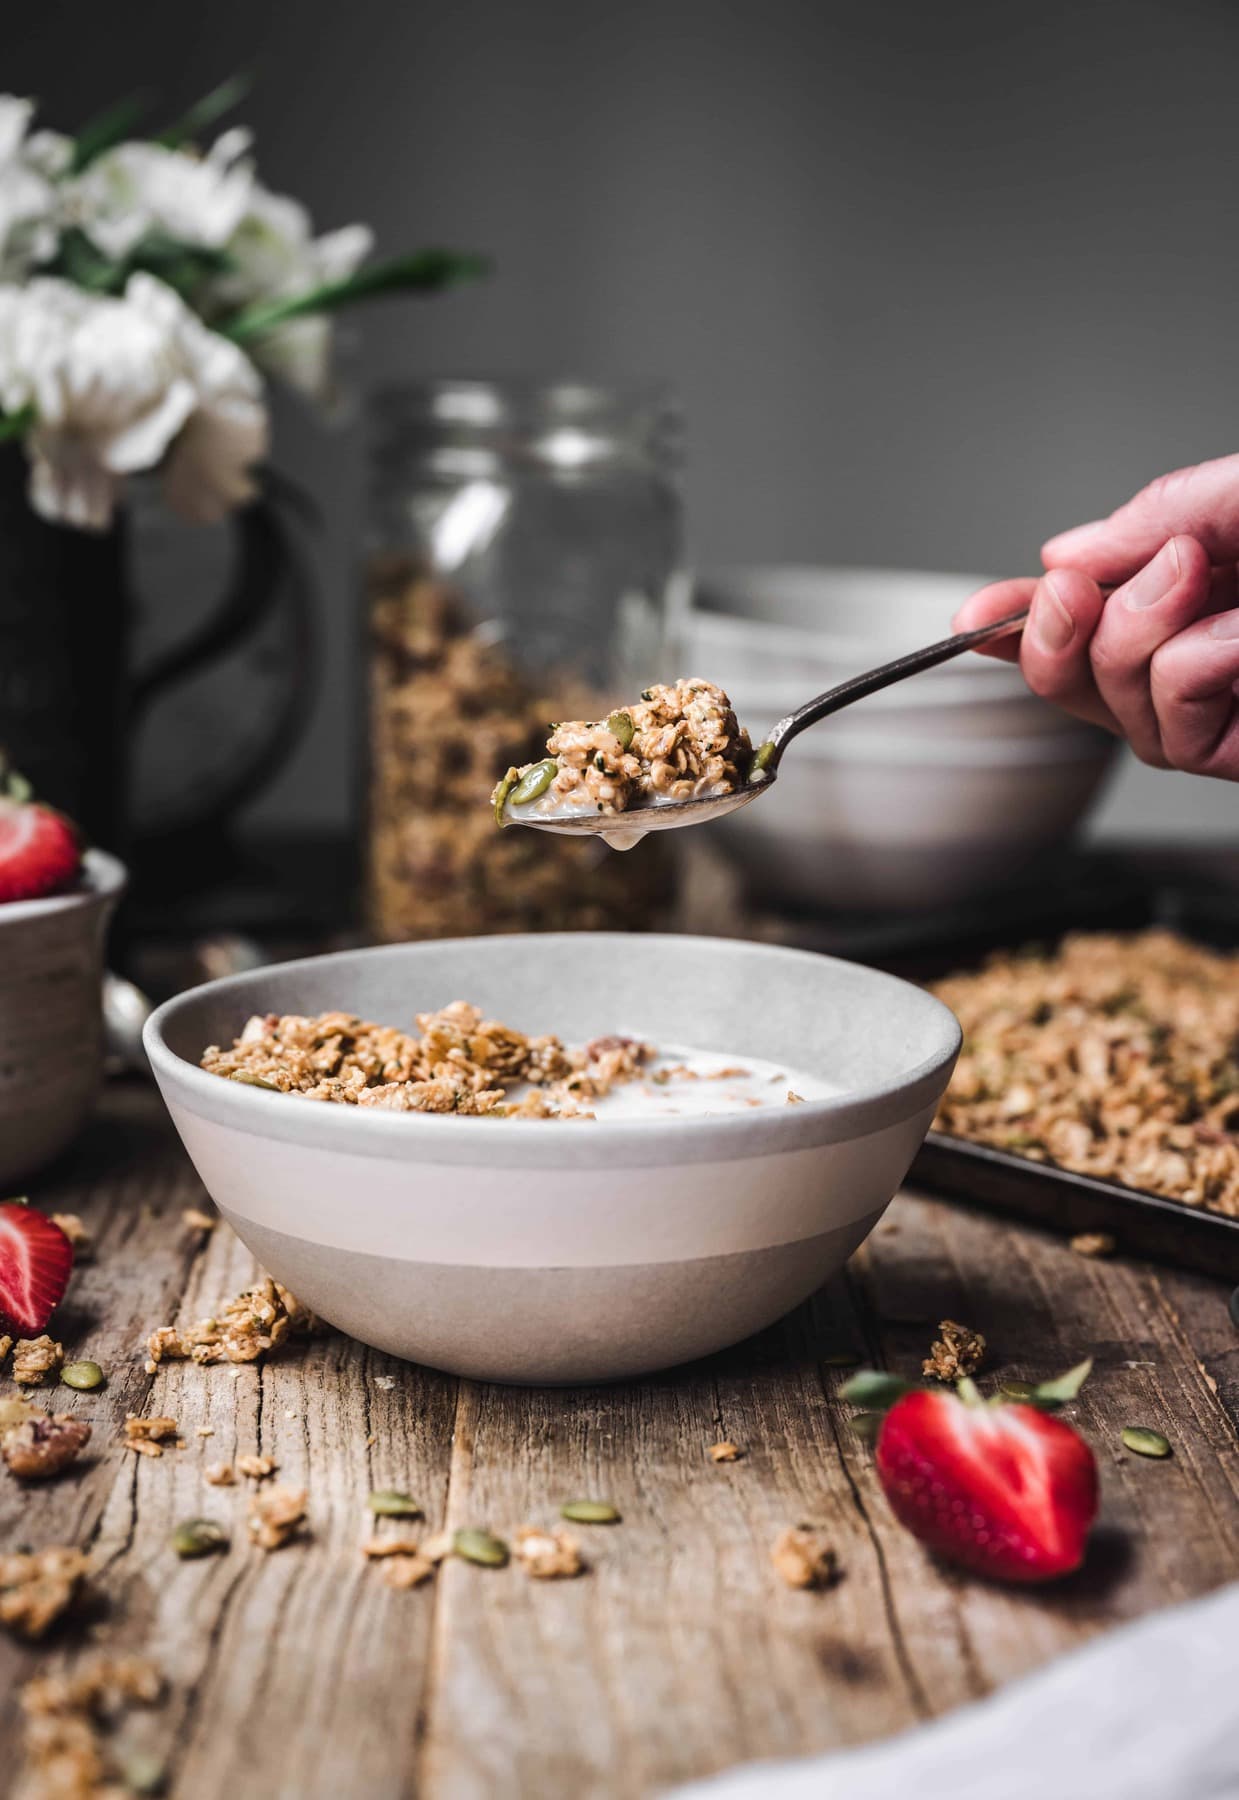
[1041,454,1239,582]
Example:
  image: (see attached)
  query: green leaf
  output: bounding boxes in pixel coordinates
[0,405,34,444]
[838,1370,918,1411]
[42,227,124,293]
[70,91,152,173]
[157,71,253,148]
[222,249,491,342]
[1029,1357,1093,1410]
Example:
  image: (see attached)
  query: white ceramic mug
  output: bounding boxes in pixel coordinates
[0,850,127,1188]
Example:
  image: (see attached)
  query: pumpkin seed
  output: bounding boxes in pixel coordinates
[849,1410,883,1444]
[367,1489,422,1518]
[509,759,557,806]
[230,1071,279,1090]
[606,709,634,749]
[453,1527,509,1567]
[1121,1426,1172,1459]
[822,1351,860,1368]
[60,1360,104,1392]
[1000,1379,1035,1401]
[559,1500,621,1524]
[749,740,777,780]
[492,766,519,826]
[171,1517,229,1559]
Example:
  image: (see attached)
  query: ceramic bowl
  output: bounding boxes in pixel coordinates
[0,850,127,1186]
[144,933,960,1385]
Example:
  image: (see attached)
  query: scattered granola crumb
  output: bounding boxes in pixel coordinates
[236,1453,277,1481]
[196,1426,214,1438]
[2,1410,91,1480]
[382,1553,434,1589]
[708,1441,742,1463]
[181,1207,217,1232]
[283,1409,297,1420]
[786,1090,806,1105]
[419,1530,455,1564]
[771,1527,837,1590]
[17,1653,162,1796]
[248,1484,306,1550]
[145,1277,318,1369]
[514,1526,584,1579]
[122,1415,179,1459]
[373,1374,396,1390]
[50,1212,91,1255]
[923,1320,987,1382]
[361,1535,424,1558]
[1070,1231,1116,1258]
[364,1433,378,1449]
[144,1360,157,1375]
[203,1463,235,1487]
[0,1546,92,1638]
[0,1334,11,1362]
[12,1336,64,1386]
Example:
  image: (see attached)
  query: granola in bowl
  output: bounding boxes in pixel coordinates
[200,1002,830,1121]
[493,677,753,827]
[931,930,1239,1216]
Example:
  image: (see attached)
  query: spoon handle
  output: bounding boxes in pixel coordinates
[763,606,1031,766]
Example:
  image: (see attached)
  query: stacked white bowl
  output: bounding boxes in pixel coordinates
[677,567,1118,912]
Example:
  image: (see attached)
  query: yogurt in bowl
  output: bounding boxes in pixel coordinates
[144,933,960,1384]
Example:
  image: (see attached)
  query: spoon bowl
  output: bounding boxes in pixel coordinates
[502,605,1031,840]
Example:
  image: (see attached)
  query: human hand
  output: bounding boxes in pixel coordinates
[952,454,1239,778]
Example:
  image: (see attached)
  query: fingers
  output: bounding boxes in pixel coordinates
[1085,535,1214,765]
[1042,453,1239,583]
[951,579,1037,664]
[1151,609,1239,777]
[1015,568,1116,733]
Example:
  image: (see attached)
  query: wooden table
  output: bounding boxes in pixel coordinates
[3,1082,1237,1799]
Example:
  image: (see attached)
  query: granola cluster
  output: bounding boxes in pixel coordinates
[0,1546,92,1639]
[201,1003,653,1120]
[932,930,1239,1215]
[365,558,669,939]
[121,1416,180,1459]
[248,1484,307,1551]
[18,1654,161,1797]
[145,1278,317,1369]
[3,1409,91,1481]
[922,1320,986,1382]
[501,677,753,818]
[12,1336,64,1386]
[770,1527,837,1590]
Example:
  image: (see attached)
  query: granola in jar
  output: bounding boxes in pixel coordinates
[364,380,681,941]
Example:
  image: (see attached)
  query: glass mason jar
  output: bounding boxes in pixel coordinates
[364,379,682,941]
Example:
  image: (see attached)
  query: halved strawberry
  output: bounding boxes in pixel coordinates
[0,797,81,903]
[843,1363,1099,1583]
[0,1203,75,1335]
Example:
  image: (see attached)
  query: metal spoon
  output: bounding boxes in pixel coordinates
[503,606,1031,847]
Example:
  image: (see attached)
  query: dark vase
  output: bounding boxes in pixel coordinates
[0,445,316,875]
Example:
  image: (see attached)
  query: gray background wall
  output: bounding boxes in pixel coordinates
[13,0,1239,841]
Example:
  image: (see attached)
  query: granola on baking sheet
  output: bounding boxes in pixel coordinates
[932,930,1239,1217]
[495,676,752,820]
[201,1002,655,1120]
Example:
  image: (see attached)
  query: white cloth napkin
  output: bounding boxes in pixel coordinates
[671,1582,1238,1800]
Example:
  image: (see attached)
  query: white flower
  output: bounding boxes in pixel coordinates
[213,184,372,401]
[0,96,63,280]
[65,139,254,261]
[0,274,268,529]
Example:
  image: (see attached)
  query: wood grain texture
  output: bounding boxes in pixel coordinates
[2,1087,1237,1800]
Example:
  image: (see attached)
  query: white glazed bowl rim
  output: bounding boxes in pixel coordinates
[0,848,127,927]
[144,934,962,1170]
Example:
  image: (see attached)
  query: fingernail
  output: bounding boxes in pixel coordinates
[1032,574,1075,653]
[1123,538,1180,610]
[1209,611,1239,640]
